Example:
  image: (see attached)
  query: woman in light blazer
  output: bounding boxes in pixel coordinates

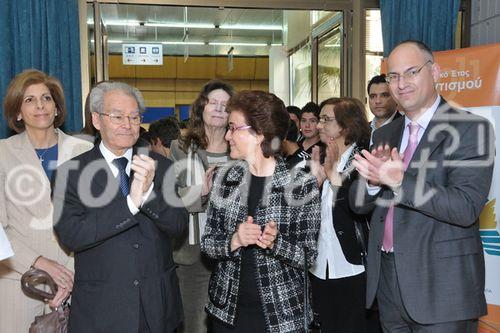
[0,69,92,332]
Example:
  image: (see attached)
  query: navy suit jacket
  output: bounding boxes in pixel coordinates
[53,145,188,333]
[350,98,494,324]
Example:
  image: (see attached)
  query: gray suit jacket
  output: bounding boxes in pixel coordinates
[350,99,494,324]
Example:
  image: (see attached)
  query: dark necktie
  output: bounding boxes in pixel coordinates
[113,157,130,196]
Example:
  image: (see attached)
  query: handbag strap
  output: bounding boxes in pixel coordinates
[21,268,57,301]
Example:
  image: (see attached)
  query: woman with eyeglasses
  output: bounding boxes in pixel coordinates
[0,69,92,332]
[309,97,377,333]
[201,90,321,332]
[170,79,234,333]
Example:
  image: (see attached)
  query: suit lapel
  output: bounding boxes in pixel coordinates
[13,132,50,188]
[405,100,451,176]
[87,145,116,193]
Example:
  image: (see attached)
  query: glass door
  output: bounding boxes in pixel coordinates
[317,26,342,103]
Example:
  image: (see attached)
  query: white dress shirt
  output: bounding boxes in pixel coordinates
[99,142,154,214]
[0,224,13,261]
[310,144,365,280]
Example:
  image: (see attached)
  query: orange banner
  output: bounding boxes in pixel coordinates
[380,43,500,108]
[434,43,500,108]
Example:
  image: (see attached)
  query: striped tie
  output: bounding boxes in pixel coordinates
[113,157,130,196]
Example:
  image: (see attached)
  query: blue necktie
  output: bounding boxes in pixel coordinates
[113,157,130,196]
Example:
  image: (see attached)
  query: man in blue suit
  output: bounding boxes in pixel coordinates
[351,40,494,332]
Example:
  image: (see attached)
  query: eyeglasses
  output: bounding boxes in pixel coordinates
[227,124,251,134]
[99,112,143,125]
[318,115,336,123]
[207,100,228,111]
[385,60,433,84]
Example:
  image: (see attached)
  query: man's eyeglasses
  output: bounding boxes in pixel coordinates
[318,115,336,123]
[385,60,433,84]
[227,124,252,134]
[99,112,143,125]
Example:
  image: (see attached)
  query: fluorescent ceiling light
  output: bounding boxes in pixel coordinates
[145,22,214,29]
[219,24,282,31]
[103,20,141,27]
[90,40,127,44]
[88,20,282,31]
[209,42,268,47]
[92,40,271,47]
[162,41,205,45]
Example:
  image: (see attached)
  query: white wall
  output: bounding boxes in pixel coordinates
[470,0,500,46]
[284,10,311,50]
[268,45,290,105]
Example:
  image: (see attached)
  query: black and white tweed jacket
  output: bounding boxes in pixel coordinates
[201,157,321,332]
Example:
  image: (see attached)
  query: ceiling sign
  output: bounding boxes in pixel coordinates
[122,43,163,65]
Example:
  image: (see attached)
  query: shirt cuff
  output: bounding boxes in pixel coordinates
[366,183,381,196]
[126,182,155,215]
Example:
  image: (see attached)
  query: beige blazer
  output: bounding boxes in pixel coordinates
[0,129,92,278]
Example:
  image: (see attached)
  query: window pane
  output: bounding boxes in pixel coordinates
[318,27,342,103]
[365,9,383,114]
[290,43,312,108]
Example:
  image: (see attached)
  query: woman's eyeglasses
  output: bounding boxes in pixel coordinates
[227,124,252,134]
[318,115,336,123]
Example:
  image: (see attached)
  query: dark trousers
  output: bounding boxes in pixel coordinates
[311,272,373,333]
[377,252,478,333]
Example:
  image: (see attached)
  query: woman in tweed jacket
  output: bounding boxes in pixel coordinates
[201,90,321,333]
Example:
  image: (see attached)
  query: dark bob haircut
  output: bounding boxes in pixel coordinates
[226,90,289,158]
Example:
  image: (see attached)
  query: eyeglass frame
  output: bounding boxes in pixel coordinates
[227,124,252,134]
[99,112,143,125]
[385,60,433,84]
[318,115,336,123]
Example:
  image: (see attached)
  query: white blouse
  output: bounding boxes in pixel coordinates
[309,144,365,280]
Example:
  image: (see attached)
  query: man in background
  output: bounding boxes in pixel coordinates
[149,117,181,159]
[367,74,400,144]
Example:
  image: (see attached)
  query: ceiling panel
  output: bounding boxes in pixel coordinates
[89,3,287,56]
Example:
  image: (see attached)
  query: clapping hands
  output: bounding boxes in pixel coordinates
[230,216,278,251]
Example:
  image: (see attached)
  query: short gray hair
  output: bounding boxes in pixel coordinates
[89,81,146,115]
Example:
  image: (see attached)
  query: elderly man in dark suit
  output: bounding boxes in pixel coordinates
[52,81,187,333]
[351,40,494,332]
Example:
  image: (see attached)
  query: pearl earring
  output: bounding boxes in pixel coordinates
[55,110,58,117]
[17,115,22,121]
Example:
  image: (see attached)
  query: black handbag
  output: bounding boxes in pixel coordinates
[21,268,70,333]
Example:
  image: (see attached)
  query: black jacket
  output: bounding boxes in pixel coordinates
[52,145,188,333]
